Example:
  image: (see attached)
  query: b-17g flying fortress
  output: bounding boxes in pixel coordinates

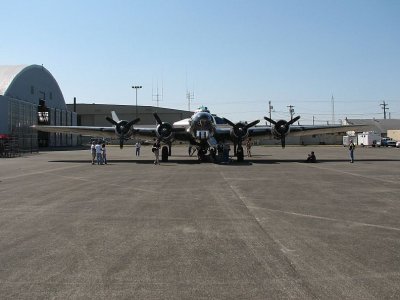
[33,106,368,162]
[1,1,400,299]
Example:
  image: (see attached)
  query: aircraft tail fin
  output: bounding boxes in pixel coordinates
[111,111,120,123]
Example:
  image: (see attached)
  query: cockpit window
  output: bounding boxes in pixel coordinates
[192,112,213,124]
[195,106,210,113]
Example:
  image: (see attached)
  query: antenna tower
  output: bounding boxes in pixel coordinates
[186,91,194,111]
[331,94,335,124]
[152,80,163,107]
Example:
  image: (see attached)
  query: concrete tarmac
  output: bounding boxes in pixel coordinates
[0,145,400,299]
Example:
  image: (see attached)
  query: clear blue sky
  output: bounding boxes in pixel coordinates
[1,0,399,124]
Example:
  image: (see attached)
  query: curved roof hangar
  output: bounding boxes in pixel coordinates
[0,64,66,110]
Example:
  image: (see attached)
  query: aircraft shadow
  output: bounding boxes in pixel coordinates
[49,159,206,165]
[251,158,400,164]
[48,158,400,165]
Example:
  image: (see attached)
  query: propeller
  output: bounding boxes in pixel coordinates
[223,118,260,156]
[264,116,300,148]
[106,116,140,149]
[223,118,260,141]
[153,112,173,140]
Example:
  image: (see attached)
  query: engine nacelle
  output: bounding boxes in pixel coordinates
[230,122,249,140]
[156,123,174,142]
[114,120,133,138]
[115,120,130,136]
[271,120,291,139]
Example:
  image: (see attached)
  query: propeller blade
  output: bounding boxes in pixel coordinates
[126,118,141,129]
[106,116,118,126]
[244,120,260,129]
[281,137,286,148]
[119,139,124,149]
[264,116,277,125]
[222,118,236,127]
[288,116,301,126]
[153,113,163,125]
[111,111,120,123]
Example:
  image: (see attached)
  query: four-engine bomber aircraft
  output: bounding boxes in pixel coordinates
[32,106,367,162]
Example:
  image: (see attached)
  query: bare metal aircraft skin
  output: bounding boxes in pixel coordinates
[32,106,367,162]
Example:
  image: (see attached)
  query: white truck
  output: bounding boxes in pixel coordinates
[357,132,381,147]
[343,135,357,146]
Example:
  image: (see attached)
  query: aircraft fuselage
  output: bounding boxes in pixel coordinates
[189,111,216,143]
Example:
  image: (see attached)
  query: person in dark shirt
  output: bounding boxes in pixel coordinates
[306,151,316,163]
[349,140,355,163]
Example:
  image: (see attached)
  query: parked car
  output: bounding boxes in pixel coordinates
[377,138,397,147]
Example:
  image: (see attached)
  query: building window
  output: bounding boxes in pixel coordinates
[30,86,34,94]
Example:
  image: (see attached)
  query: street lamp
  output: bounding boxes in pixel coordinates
[132,85,142,118]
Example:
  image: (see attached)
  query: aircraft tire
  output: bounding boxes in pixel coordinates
[161,146,169,162]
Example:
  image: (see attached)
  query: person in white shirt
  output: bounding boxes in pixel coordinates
[90,142,96,165]
[95,142,103,165]
[135,141,141,156]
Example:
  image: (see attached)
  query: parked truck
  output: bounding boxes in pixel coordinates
[343,135,357,146]
[357,132,381,147]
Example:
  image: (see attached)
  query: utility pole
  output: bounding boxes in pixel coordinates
[380,101,389,119]
[287,105,294,120]
[331,94,335,125]
[312,115,315,125]
[268,101,273,125]
[132,85,142,118]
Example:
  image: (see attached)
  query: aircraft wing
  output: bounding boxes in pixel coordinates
[216,124,370,139]
[286,124,371,136]
[133,125,188,140]
[32,125,117,138]
[32,124,189,141]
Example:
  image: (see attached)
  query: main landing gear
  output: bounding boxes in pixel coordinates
[161,146,169,162]
[236,145,244,162]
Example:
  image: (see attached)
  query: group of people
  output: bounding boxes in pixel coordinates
[90,140,150,164]
[90,138,357,165]
[91,141,107,165]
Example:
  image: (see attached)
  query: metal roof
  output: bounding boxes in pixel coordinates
[345,118,400,132]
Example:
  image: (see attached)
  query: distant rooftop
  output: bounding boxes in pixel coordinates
[346,118,400,131]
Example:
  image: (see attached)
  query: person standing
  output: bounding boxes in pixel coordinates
[246,138,252,157]
[95,141,103,165]
[135,141,141,156]
[152,140,161,165]
[90,141,96,165]
[102,143,107,164]
[349,140,355,163]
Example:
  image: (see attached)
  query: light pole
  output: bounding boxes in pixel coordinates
[132,85,142,118]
